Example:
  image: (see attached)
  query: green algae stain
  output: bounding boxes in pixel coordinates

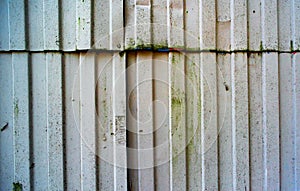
[14,99,19,118]
[13,182,22,191]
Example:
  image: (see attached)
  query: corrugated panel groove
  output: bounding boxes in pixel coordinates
[1,52,300,190]
[0,0,300,51]
[1,1,300,191]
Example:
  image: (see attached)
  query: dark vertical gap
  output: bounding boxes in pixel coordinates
[152,53,157,191]
[126,52,138,191]
[61,53,68,191]
[184,53,189,191]
[278,52,282,190]
[292,50,297,190]
[24,0,29,50]
[91,0,94,48]
[123,52,131,191]
[123,0,126,45]
[182,1,188,190]
[245,0,250,189]
[247,53,251,191]
[151,52,156,191]
[58,0,62,50]
[94,53,100,191]
[28,53,34,191]
[126,52,130,191]
[277,1,282,188]
[214,0,220,190]
[216,53,221,191]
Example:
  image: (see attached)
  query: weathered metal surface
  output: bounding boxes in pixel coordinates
[0,52,300,190]
[0,0,300,51]
[0,0,300,190]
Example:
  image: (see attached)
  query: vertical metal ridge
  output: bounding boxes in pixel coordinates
[76,0,92,49]
[109,0,113,49]
[295,53,300,190]
[0,54,14,190]
[64,53,81,190]
[184,0,200,50]
[28,1,44,50]
[293,0,300,50]
[262,53,280,190]
[230,53,237,191]
[199,52,218,190]
[248,0,262,50]
[136,52,155,190]
[31,53,48,190]
[151,0,167,46]
[169,52,186,191]
[61,0,76,51]
[278,0,292,51]
[153,53,170,191]
[0,0,9,50]
[185,53,201,191]
[261,0,278,50]
[8,0,26,50]
[110,0,124,50]
[126,52,139,191]
[199,0,218,187]
[249,53,263,190]
[43,0,60,50]
[230,53,250,191]
[136,0,152,46]
[261,53,268,191]
[46,53,64,190]
[217,53,233,191]
[292,53,297,190]
[112,53,127,191]
[12,53,30,190]
[93,1,109,49]
[199,0,216,49]
[79,52,96,190]
[168,52,173,191]
[167,0,184,47]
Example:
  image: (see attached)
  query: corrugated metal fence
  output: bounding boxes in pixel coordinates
[0,0,300,190]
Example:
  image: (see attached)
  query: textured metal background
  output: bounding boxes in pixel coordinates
[0,0,299,51]
[0,0,300,191]
[0,52,299,190]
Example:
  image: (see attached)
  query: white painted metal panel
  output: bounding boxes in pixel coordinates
[153,53,170,191]
[0,0,300,51]
[64,53,81,190]
[200,52,218,190]
[28,1,44,51]
[186,53,201,190]
[249,53,264,190]
[0,0,9,50]
[12,53,30,190]
[170,52,186,191]
[136,52,155,190]
[46,53,64,190]
[0,0,300,190]
[231,53,250,191]
[76,1,92,50]
[0,51,300,190]
[217,53,233,191]
[44,1,60,50]
[8,0,26,50]
[0,54,14,190]
[61,0,77,51]
[79,53,96,190]
[262,53,280,190]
